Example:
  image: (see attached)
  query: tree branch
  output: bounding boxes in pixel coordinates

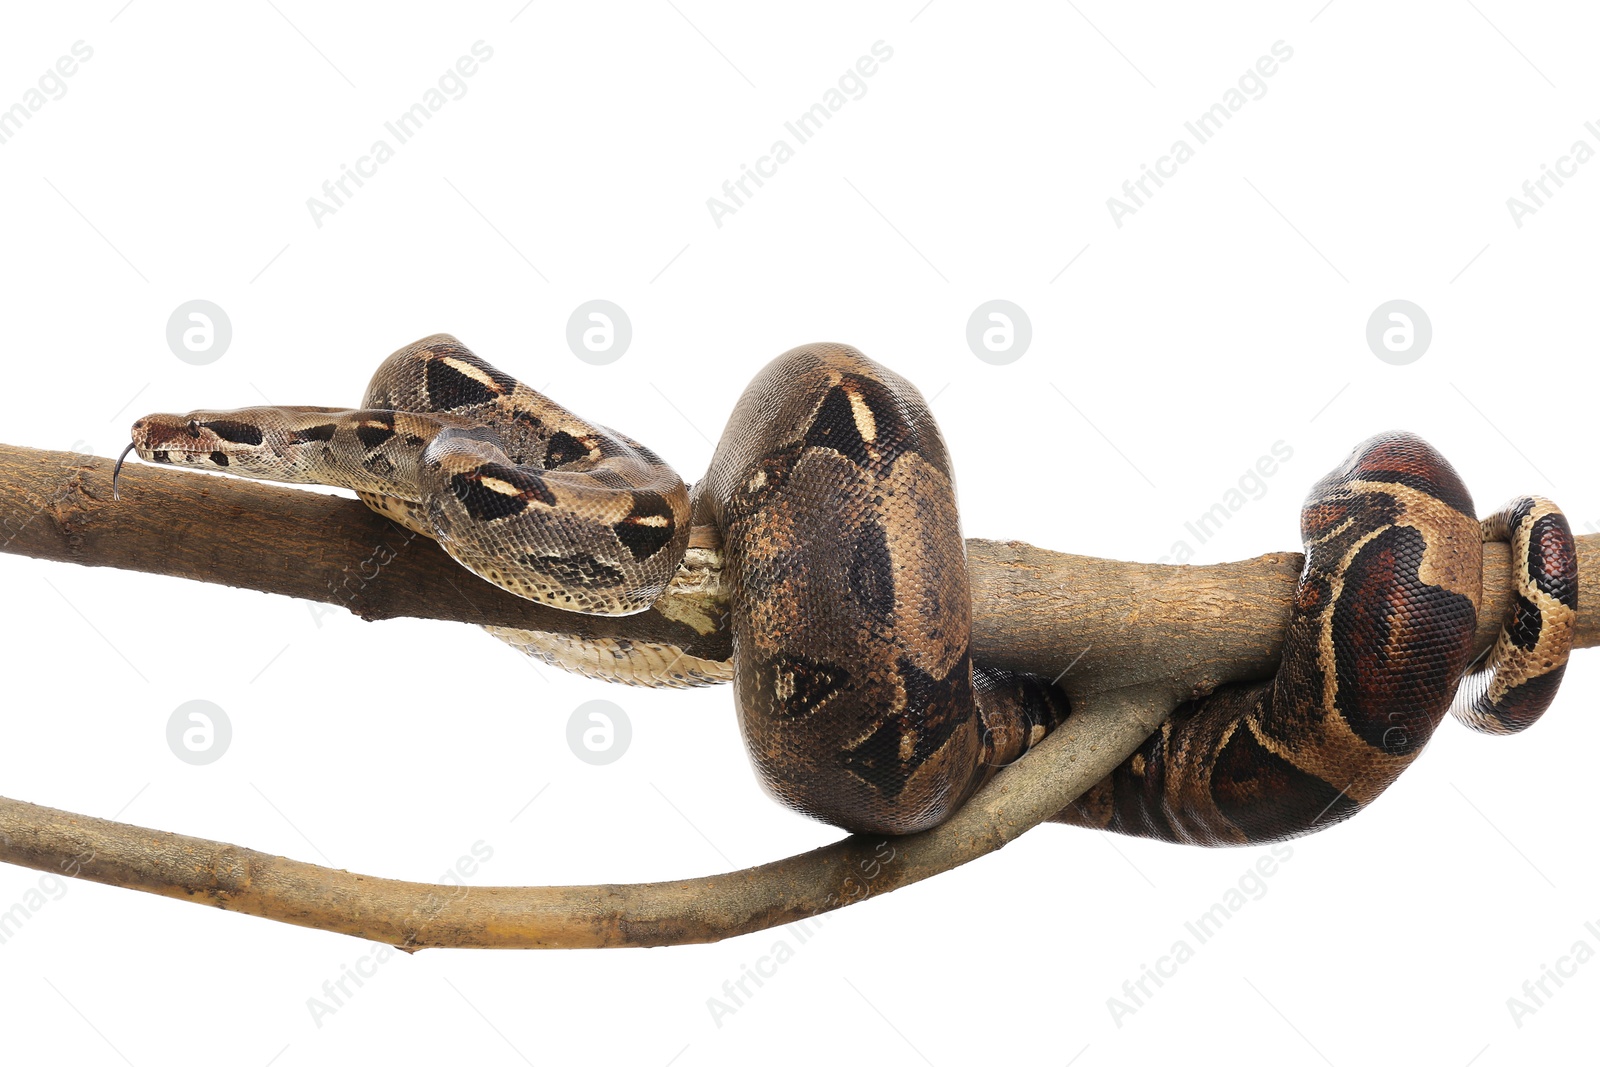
[0,442,1594,948]
[5,443,1581,696]
[0,688,1168,949]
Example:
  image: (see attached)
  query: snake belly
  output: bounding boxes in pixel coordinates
[125,338,1578,845]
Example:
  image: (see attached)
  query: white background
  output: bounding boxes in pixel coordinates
[1,2,1597,1064]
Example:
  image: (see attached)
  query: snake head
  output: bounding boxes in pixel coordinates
[120,406,352,488]
[126,410,279,474]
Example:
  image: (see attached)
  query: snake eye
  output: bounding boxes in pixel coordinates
[187,419,202,438]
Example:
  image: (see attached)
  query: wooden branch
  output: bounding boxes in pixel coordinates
[0,443,734,667]
[0,689,1167,949]
[1,441,1595,949]
[3,443,1582,699]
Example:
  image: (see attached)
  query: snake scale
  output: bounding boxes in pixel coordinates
[120,335,1578,844]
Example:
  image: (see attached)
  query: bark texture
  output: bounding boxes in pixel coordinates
[1,444,1566,698]
[0,443,1591,949]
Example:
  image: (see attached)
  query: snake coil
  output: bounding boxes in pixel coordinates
[122,336,1578,845]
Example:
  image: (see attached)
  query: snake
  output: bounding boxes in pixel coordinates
[118,335,1578,844]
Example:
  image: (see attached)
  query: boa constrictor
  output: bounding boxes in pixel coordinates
[119,336,1578,844]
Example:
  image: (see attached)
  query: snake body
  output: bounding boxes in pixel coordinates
[1057,442,1576,843]
[132,336,690,615]
[125,336,1577,844]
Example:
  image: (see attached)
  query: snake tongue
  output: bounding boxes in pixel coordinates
[111,441,138,501]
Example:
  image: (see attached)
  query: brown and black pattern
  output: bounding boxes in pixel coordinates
[124,334,691,615]
[698,343,1054,834]
[121,345,1579,846]
[971,667,1072,786]
[1058,432,1579,846]
[1450,496,1578,734]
